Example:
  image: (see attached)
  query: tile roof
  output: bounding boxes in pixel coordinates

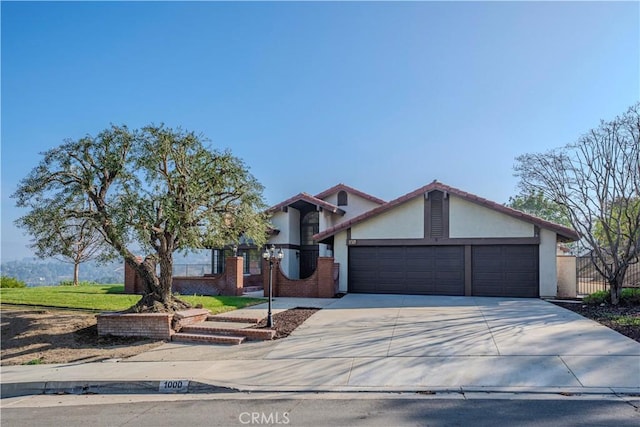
[267,192,346,215]
[314,183,386,205]
[313,180,580,242]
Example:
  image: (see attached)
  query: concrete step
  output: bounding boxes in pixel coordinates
[242,286,264,293]
[208,314,265,324]
[172,332,246,345]
[181,323,275,341]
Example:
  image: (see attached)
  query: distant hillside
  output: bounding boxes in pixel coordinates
[1,259,123,286]
[1,250,212,287]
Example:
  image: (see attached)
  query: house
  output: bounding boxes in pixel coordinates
[265,180,579,298]
[125,180,579,299]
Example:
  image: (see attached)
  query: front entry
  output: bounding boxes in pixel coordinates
[300,211,319,279]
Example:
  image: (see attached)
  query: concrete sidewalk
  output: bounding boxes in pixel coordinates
[2,295,639,398]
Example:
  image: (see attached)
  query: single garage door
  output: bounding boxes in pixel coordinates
[472,245,539,297]
[349,246,465,295]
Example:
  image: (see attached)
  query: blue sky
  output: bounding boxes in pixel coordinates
[1,1,638,261]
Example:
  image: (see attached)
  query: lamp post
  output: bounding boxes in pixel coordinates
[262,244,284,328]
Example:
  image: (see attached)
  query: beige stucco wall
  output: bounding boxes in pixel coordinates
[322,192,382,228]
[267,209,300,278]
[556,256,577,298]
[449,196,534,238]
[539,228,558,298]
[333,230,349,292]
[351,196,423,239]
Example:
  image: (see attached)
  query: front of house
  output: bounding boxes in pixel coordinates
[264,181,578,299]
[127,180,579,299]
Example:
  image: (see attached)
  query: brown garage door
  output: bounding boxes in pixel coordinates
[472,245,539,297]
[348,246,465,295]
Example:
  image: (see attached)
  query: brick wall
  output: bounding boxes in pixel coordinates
[244,274,263,287]
[124,256,244,296]
[224,256,244,296]
[123,257,145,294]
[97,312,173,339]
[172,276,225,296]
[263,257,339,298]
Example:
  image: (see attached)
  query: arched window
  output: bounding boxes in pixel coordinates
[337,190,348,206]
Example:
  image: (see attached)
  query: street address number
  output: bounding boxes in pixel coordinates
[159,380,189,393]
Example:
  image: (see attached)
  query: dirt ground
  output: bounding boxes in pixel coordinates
[0,308,164,366]
[0,306,320,366]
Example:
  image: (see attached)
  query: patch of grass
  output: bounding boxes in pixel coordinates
[0,284,138,311]
[23,358,44,365]
[605,314,640,327]
[182,295,265,314]
[0,283,265,313]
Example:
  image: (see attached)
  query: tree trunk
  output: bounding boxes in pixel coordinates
[125,253,190,313]
[158,249,174,303]
[609,264,630,306]
[609,281,621,306]
[73,262,80,286]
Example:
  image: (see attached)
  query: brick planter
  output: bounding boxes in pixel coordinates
[96,308,213,340]
[97,312,173,340]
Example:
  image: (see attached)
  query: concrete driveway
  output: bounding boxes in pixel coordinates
[3,294,639,396]
[258,294,640,390]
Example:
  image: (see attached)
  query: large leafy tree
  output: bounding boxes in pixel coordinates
[13,124,269,311]
[506,191,571,227]
[514,103,640,305]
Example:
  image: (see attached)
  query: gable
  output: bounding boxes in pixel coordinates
[314,181,579,243]
[449,196,534,238]
[351,196,423,239]
[322,191,384,222]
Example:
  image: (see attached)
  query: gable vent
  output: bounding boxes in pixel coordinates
[430,191,444,237]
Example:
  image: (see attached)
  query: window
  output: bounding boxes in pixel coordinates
[301,211,319,245]
[240,249,262,275]
[337,190,348,206]
[212,249,225,274]
[241,251,251,274]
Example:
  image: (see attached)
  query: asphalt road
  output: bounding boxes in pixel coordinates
[2,395,639,427]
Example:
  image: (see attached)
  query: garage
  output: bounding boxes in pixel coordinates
[313,181,579,299]
[349,246,465,295]
[472,245,539,297]
[349,244,540,298]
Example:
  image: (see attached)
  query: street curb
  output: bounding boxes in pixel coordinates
[1,380,239,398]
[3,380,639,399]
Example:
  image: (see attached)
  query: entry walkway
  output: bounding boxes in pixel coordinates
[2,295,639,397]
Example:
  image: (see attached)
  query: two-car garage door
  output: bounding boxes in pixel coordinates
[348,245,539,297]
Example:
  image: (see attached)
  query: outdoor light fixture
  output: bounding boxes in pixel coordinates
[262,245,284,328]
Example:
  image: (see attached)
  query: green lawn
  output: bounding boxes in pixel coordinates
[0,284,265,314]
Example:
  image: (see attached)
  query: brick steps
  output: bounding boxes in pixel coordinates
[172,332,245,345]
[170,312,273,345]
[208,314,265,324]
[242,286,264,293]
[181,323,275,341]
